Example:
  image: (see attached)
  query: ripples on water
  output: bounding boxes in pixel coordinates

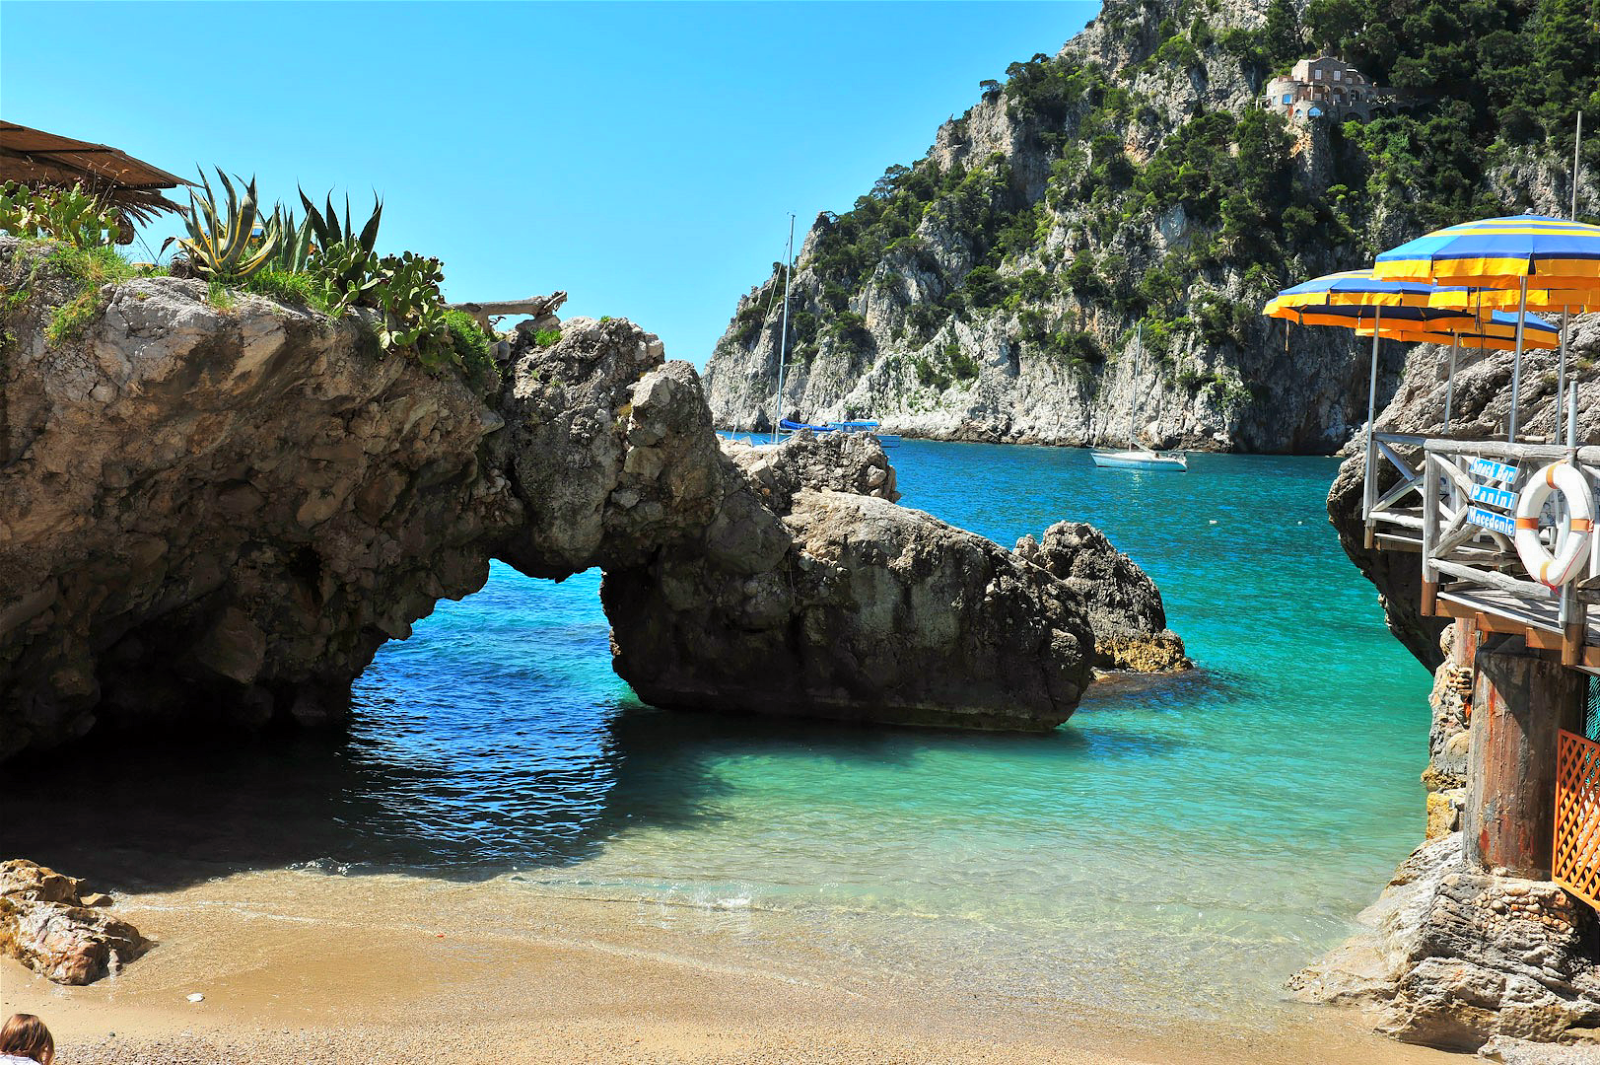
[2,442,1432,1023]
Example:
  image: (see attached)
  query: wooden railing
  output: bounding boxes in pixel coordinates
[1555,729,1600,909]
[1366,436,1600,667]
[1363,431,1434,542]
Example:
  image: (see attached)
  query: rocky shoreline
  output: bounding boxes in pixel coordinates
[1299,317,1600,1054]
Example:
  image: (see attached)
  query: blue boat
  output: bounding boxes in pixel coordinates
[779,418,900,447]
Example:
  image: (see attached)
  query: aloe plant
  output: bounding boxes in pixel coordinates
[163,169,277,280]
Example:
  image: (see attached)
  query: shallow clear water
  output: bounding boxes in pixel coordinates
[5,441,1431,1024]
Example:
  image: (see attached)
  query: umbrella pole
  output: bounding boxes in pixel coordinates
[1569,369,1579,448]
[1508,276,1527,443]
[1558,309,1570,445]
[1364,305,1382,543]
[1445,334,1458,434]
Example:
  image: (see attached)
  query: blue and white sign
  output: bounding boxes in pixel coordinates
[1470,458,1519,484]
[1467,507,1517,537]
[1470,483,1519,511]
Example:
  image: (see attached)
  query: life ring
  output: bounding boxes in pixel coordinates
[1514,460,1594,588]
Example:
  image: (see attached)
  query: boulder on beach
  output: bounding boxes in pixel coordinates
[0,858,149,984]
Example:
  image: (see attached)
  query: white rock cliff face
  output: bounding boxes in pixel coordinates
[702,0,1594,453]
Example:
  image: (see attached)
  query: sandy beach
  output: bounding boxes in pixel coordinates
[2,869,1457,1065]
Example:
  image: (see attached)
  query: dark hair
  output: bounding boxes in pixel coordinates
[0,1014,54,1064]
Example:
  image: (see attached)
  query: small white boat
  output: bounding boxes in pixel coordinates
[1091,447,1187,471]
[1092,322,1187,473]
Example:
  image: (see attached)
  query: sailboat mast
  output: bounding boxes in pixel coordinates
[1128,322,1142,448]
[772,213,796,444]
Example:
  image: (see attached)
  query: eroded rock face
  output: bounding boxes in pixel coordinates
[0,242,516,758]
[0,859,148,984]
[1013,521,1190,672]
[2,238,1187,754]
[605,484,1095,731]
[1290,834,1600,1050]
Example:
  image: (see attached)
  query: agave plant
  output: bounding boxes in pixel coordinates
[163,169,277,280]
[300,189,381,256]
[265,204,314,273]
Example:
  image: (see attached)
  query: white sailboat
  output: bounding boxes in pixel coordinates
[1091,323,1188,472]
[767,216,898,447]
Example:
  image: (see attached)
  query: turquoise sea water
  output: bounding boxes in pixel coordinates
[349,441,1431,1020]
[6,441,1432,1025]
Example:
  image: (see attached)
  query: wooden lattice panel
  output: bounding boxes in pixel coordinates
[1554,729,1600,909]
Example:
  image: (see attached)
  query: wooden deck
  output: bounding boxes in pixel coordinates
[1432,587,1600,670]
[1363,434,1600,674]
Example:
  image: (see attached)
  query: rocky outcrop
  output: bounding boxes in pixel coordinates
[1290,834,1600,1051]
[605,474,1095,731]
[1014,521,1190,672]
[1,236,1189,756]
[0,859,148,984]
[0,239,518,757]
[1327,315,1600,671]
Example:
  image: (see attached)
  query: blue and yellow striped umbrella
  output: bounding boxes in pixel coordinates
[1356,310,1561,351]
[1373,214,1600,293]
[1263,295,1476,330]
[1267,268,1440,310]
[1427,283,1600,315]
[1374,214,1600,441]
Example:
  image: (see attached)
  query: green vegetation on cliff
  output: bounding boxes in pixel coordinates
[725,0,1597,401]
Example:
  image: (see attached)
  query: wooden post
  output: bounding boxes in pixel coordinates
[1463,635,1587,878]
[1421,449,1439,616]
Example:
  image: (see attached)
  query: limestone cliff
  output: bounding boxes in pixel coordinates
[0,236,1187,758]
[703,0,1597,453]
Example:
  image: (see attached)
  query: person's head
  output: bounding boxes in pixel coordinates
[0,1014,53,1064]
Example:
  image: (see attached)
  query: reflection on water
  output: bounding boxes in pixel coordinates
[0,444,1434,1025]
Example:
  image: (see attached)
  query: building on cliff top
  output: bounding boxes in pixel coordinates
[1262,57,1398,124]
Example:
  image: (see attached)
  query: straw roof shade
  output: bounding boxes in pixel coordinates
[0,120,189,237]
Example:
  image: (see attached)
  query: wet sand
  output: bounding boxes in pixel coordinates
[2,870,1459,1065]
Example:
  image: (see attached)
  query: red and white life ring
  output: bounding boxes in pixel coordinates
[1514,460,1594,588]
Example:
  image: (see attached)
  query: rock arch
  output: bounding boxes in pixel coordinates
[0,239,1172,759]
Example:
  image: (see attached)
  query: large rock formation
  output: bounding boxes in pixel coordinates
[0,236,1185,757]
[0,239,518,754]
[606,477,1093,731]
[702,0,1596,453]
[0,859,148,985]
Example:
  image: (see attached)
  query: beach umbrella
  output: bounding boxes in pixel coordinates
[1355,311,1561,432]
[1263,272,1477,540]
[1428,285,1600,438]
[1373,214,1600,441]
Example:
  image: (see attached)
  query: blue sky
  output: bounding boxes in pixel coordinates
[2,1,1098,368]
